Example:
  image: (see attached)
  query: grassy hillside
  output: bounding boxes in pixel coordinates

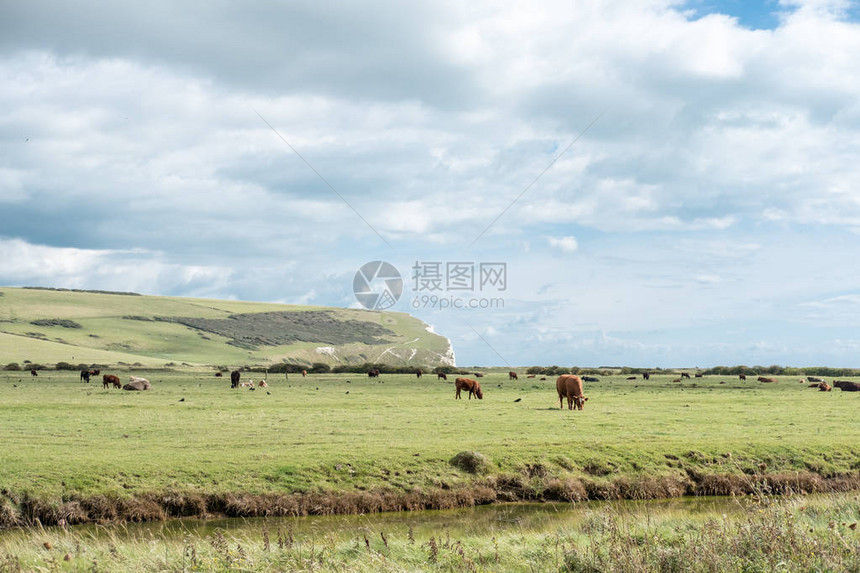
[0,287,454,368]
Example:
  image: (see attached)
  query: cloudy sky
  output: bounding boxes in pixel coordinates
[3,0,860,367]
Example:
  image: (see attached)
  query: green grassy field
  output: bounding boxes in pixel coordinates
[1,369,858,529]
[0,287,453,367]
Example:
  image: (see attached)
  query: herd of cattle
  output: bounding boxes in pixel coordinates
[28,367,858,405]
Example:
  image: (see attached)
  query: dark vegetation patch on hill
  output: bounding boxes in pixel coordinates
[29,319,82,329]
[23,286,141,296]
[155,311,396,349]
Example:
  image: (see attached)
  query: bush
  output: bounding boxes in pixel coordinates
[310,362,331,374]
[450,451,492,474]
[55,362,77,371]
[3,363,21,371]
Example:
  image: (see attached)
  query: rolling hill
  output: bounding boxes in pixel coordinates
[0,287,455,368]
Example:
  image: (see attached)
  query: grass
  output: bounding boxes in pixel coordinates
[0,287,452,367]
[0,369,858,527]
[0,492,857,571]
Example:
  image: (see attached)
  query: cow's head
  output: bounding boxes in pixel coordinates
[475,385,483,399]
[574,396,588,410]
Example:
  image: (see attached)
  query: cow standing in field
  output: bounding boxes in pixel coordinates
[302,370,307,378]
[509,371,518,380]
[30,369,37,376]
[556,375,588,410]
[643,373,650,380]
[681,373,691,379]
[455,378,483,400]
[416,369,423,379]
[368,369,380,378]
[437,372,447,380]
[230,370,241,388]
[103,374,121,389]
[739,374,747,381]
[80,370,90,383]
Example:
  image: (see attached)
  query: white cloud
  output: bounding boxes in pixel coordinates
[547,236,579,253]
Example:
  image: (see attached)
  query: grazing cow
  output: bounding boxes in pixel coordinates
[437,372,447,380]
[808,376,823,383]
[30,369,38,377]
[509,371,518,380]
[215,372,223,377]
[694,373,704,378]
[368,369,380,378]
[834,380,860,392]
[556,375,588,410]
[230,370,241,388]
[102,374,121,389]
[302,370,307,378]
[642,372,650,380]
[473,372,484,378]
[626,376,637,380]
[739,374,747,381]
[416,369,423,379]
[123,379,150,391]
[680,373,691,379]
[80,370,90,383]
[582,376,599,382]
[526,374,536,378]
[455,378,483,400]
[93,370,100,376]
[757,376,778,383]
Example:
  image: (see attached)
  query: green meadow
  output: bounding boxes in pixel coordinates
[1,369,858,527]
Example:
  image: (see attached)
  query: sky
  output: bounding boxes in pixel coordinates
[2,0,860,368]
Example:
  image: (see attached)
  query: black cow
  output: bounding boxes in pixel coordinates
[80,370,91,383]
[230,370,241,388]
[834,380,860,392]
[582,376,599,382]
[642,373,650,380]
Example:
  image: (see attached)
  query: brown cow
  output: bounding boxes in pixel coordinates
[527,374,536,378]
[416,369,423,378]
[808,382,832,391]
[757,376,777,383]
[215,372,223,377]
[834,380,860,392]
[455,378,483,400]
[739,374,747,381]
[509,371,518,380]
[437,372,447,380]
[302,370,307,378]
[694,373,703,378]
[556,374,588,410]
[30,369,38,377]
[102,374,121,389]
[473,372,484,378]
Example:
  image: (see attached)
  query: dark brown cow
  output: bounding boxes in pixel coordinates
[455,378,483,400]
[215,372,223,377]
[680,373,691,379]
[230,370,241,388]
[509,371,518,380]
[757,376,777,383]
[416,369,423,378]
[642,372,650,380]
[80,370,90,383]
[834,380,860,392]
[102,374,121,389]
[437,372,447,380]
[808,376,823,383]
[368,369,380,378]
[556,374,588,410]
[473,372,484,378]
[694,373,703,378]
[527,374,536,378]
[739,374,747,381]
[30,369,38,377]
[626,376,637,380]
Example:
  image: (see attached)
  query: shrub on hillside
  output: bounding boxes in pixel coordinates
[4,363,21,371]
